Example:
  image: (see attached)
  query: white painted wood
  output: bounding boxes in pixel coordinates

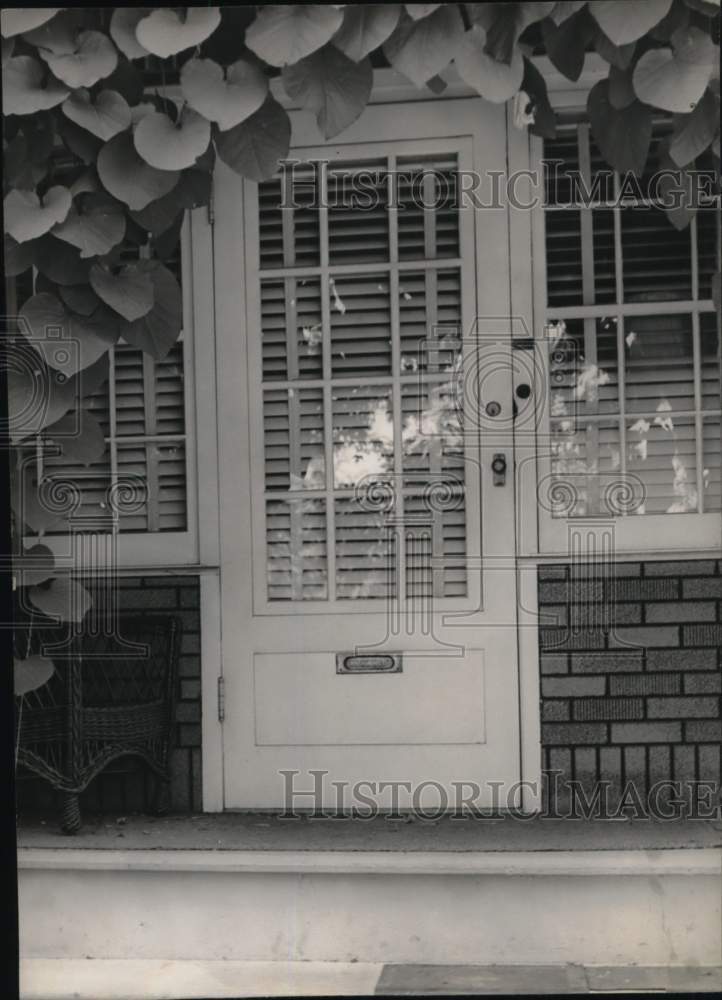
[215,98,522,809]
[20,959,383,1000]
[18,850,721,965]
[200,571,224,812]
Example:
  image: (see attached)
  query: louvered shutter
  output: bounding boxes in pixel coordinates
[543,114,721,519]
[255,147,471,603]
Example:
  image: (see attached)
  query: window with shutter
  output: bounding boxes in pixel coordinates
[248,139,477,607]
[540,114,721,542]
[14,228,196,566]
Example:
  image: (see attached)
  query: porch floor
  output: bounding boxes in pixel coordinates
[16,811,722,852]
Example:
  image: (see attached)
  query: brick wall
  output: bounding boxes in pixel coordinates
[16,575,202,818]
[539,560,722,813]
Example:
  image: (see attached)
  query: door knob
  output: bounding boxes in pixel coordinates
[491,453,507,486]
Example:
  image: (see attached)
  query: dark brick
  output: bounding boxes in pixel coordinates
[181,632,201,654]
[116,577,144,588]
[645,561,716,576]
[192,747,203,812]
[683,625,722,646]
[573,747,597,781]
[673,745,697,783]
[683,578,722,598]
[180,679,202,700]
[591,562,642,577]
[179,610,201,632]
[180,587,200,608]
[698,746,721,789]
[541,628,605,650]
[648,745,671,786]
[547,746,572,774]
[539,565,567,581]
[599,746,622,780]
[685,720,722,742]
[684,673,722,694]
[539,604,567,627]
[611,578,679,601]
[609,604,643,625]
[608,626,679,648]
[542,676,606,697]
[611,722,682,743]
[648,697,719,719]
[646,649,717,671]
[178,723,201,747]
[573,698,644,721]
[118,588,178,609]
[645,601,716,623]
[542,723,608,745]
[540,653,569,675]
[539,581,603,603]
[175,701,201,724]
[624,746,646,784]
[610,674,680,696]
[542,700,570,721]
[170,748,191,810]
[571,652,643,673]
[179,654,201,678]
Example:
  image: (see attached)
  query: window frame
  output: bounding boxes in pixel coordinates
[526,74,722,557]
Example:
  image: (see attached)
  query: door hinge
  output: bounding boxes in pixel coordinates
[217,675,225,722]
[207,181,215,226]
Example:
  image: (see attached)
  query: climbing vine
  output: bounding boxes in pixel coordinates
[3,2,720,694]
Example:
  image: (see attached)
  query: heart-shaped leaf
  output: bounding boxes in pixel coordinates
[19,292,118,375]
[62,87,131,140]
[608,64,637,109]
[181,57,268,131]
[383,6,464,88]
[2,55,70,115]
[34,234,91,284]
[11,462,71,534]
[246,4,344,66]
[89,261,154,321]
[521,58,557,139]
[283,46,372,139]
[541,7,597,82]
[130,169,211,236]
[28,577,92,623]
[57,113,103,163]
[216,95,291,181]
[52,193,126,258]
[103,58,145,106]
[109,7,151,60]
[633,26,717,113]
[669,89,720,165]
[589,79,653,174]
[21,9,81,52]
[135,6,221,58]
[4,235,38,277]
[405,4,440,19]
[483,3,555,64]
[14,655,55,696]
[455,25,524,102]
[1,8,61,38]
[550,2,587,24]
[121,262,183,360]
[45,409,106,465]
[8,351,108,443]
[42,30,118,89]
[4,186,71,244]
[98,132,179,209]
[588,0,673,45]
[332,4,401,61]
[134,107,211,170]
[59,283,101,316]
[15,544,55,587]
[593,28,636,69]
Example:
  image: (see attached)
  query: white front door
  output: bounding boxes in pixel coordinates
[214,98,522,811]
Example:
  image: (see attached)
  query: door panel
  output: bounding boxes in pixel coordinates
[215,99,521,810]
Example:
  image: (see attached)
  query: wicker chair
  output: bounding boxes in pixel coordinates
[16,615,181,833]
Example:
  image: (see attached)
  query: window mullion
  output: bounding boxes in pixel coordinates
[613,172,627,488]
[691,215,705,514]
[388,155,406,606]
[319,161,336,601]
[142,352,160,532]
[578,124,600,516]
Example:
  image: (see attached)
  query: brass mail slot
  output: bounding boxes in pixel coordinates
[336,653,402,674]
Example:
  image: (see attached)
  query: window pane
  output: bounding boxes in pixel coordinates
[332,384,394,488]
[116,442,187,532]
[328,159,389,264]
[267,497,327,600]
[701,313,721,411]
[330,274,391,377]
[260,277,323,381]
[263,386,325,492]
[622,208,692,302]
[545,210,583,307]
[697,208,719,300]
[549,419,622,517]
[627,418,698,515]
[404,494,467,598]
[397,153,459,260]
[547,318,619,418]
[399,268,462,373]
[624,315,694,414]
[703,417,721,512]
[401,380,464,487]
[258,165,320,270]
[335,496,394,600]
